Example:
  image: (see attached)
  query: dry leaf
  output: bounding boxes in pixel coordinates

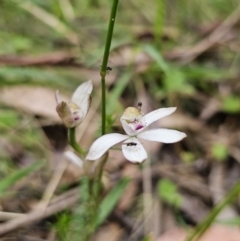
[93,223,124,241]
[0,86,68,122]
[157,225,240,241]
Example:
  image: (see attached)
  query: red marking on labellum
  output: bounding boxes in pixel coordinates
[135,124,144,130]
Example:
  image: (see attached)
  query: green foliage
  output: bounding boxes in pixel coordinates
[1,0,240,240]
[54,212,72,241]
[98,73,133,136]
[0,161,44,197]
[144,45,169,73]
[186,181,240,241]
[96,178,130,227]
[107,72,131,115]
[222,95,240,113]
[154,0,165,45]
[0,67,70,88]
[0,109,19,127]
[157,179,182,207]
[97,114,116,137]
[182,65,234,82]
[164,68,194,95]
[181,151,196,163]
[144,45,194,95]
[66,178,92,241]
[0,107,49,162]
[141,234,153,241]
[105,114,116,134]
[211,143,228,161]
[13,37,33,52]
[216,217,240,226]
[66,178,129,241]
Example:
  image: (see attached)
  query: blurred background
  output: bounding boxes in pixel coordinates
[1,0,240,240]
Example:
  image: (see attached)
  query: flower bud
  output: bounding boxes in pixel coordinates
[55,80,93,128]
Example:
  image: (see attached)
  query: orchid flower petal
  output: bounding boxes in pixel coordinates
[71,80,93,119]
[122,137,147,163]
[86,133,128,161]
[144,107,177,127]
[138,128,186,143]
[55,90,61,104]
[64,151,83,168]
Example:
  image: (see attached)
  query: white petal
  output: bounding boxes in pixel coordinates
[55,90,61,104]
[64,151,83,168]
[72,80,93,103]
[71,80,93,118]
[122,137,147,163]
[144,107,177,127]
[86,133,128,160]
[138,129,186,143]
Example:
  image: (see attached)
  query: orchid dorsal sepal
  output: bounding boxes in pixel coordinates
[55,80,93,128]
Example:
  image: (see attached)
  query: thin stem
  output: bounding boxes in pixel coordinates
[68,127,84,155]
[84,179,97,241]
[100,0,119,135]
[185,181,240,241]
[101,77,106,135]
[142,158,153,235]
[96,153,109,198]
[82,2,119,239]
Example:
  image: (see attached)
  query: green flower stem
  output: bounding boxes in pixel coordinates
[84,180,97,241]
[68,127,84,155]
[100,0,119,135]
[101,76,106,135]
[186,181,240,241]
[82,2,119,239]
[96,152,108,198]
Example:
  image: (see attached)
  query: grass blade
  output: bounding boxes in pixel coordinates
[0,161,44,197]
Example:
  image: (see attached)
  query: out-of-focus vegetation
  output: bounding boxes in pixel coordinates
[1,0,240,240]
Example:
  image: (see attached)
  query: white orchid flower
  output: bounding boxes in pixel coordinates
[86,106,186,163]
[55,80,93,128]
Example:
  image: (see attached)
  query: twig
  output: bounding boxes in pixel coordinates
[49,187,78,205]
[131,164,212,202]
[0,187,78,221]
[36,156,68,211]
[0,212,25,221]
[0,189,78,236]
[17,235,47,241]
[112,210,134,233]
[166,3,240,64]
[19,2,79,45]
[0,52,75,66]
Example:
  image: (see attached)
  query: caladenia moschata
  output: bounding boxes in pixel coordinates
[55,80,93,128]
[83,105,187,163]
